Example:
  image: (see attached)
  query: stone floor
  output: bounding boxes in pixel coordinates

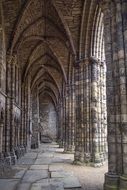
[0,143,107,190]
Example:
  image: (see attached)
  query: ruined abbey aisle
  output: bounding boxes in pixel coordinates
[0,0,127,189]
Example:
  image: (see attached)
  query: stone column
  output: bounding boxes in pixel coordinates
[64,84,69,152]
[90,58,107,166]
[5,53,17,165]
[117,0,127,189]
[0,121,3,153]
[101,0,127,189]
[31,86,40,149]
[57,99,64,147]
[71,73,75,151]
[83,60,91,163]
[10,55,17,164]
[5,55,11,154]
[100,62,107,162]
[74,58,107,165]
[62,87,66,148]
[74,64,85,162]
[64,81,75,153]
[10,55,16,150]
[91,58,100,165]
[21,83,25,146]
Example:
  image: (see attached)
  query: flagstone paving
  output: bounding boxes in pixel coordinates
[0,143,82,190]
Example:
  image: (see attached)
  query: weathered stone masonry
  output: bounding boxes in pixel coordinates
[0,0,127,189]
[102,0,127,189]
[74,58,107,166]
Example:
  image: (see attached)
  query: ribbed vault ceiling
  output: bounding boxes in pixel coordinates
[2,0,101,104]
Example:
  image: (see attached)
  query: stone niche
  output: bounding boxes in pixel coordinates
[39,94,57,143]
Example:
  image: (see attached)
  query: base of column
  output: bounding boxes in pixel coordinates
[84,152,91,163]
[10,150,17,165]
[15,145,26,159]
[64,145,75,154]
[74,150,85,163]
[91,162,105,167]
[4,152,11,166]
[0,153,4,175]
[104,173,119,190]
[73,160,86,166]
[119,175,127,190]
[31,143,39,149]
[91,153,106,167]
[57,140,64,148]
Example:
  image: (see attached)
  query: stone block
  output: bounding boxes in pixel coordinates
[22,170,49,183]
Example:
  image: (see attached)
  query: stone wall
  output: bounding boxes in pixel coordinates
[39,94,57,141]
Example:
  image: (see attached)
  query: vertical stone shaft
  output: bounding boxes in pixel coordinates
[103,1,120,187]
[10,58,15,150]
[21,84,25,146]
[102,0,127,189]
[62,88,66,147]
[5,57,11,152]
[64,85,69,151]
[74,65,84,162]
[64,81,75,152]
[91,60,99,164]
[84,61,91,161]
[31,87,39,148]
[71,69,75,150]
[0,122,3,152]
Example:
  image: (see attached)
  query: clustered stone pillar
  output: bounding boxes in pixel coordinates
[10,55,16,151]
[21,77,32,153]
[64,84,69,151]
[74,63,85,162]
[5,54,13,164]
[57,74,75,152]
[64,82,75,152]
[74,58,107,166]
[31,87,40,149]
[57,99,63,147]
[102,0,127,189]
[0,119,3,153]
[91,58,107,166]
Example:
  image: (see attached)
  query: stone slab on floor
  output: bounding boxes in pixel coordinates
[31,181,64,190]
[24,152,37,159]
[22,170,49,183]
[17,182,31,190]
[63,176,81,189]
[66,187,82,190]
[45,148,58,152]
[49,164,63,172]
[13,169,26,178]
[49,175,81,189]
[34,178,49,184]
[38,152,54,158]
[30,164,48,170]
[0,179,19,190]
[55,148,64,153]
[48,144,59,148]
[51,171,73,178]
[52,157,66,163]
[52,157,72,164]
[35,158,52,165]
[17,158,35,165]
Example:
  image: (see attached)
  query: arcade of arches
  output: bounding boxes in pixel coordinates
[0,0,127,189]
